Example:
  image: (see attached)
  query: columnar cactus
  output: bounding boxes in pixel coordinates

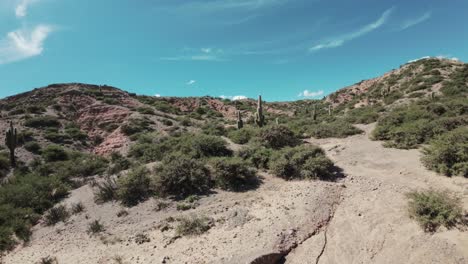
[236,110,243,129]
[5,121,18,168]
[275,118,279,125]
[312,104,317,121]
[328,105,332,116]
[255,95,265,127]
[431,92,436,100]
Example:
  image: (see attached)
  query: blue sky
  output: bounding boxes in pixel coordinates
[0,0,467,101]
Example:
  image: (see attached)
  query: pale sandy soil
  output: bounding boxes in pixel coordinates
[3,123,467,264]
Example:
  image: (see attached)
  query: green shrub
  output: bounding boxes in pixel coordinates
[95,177,118,203]
[41,145,69,162]
[422,127,468,177]
[44,129,70,144]
[129,133,231,162]
[71,202,85,214]
[309,120,362,139]
[137,107,155,115]
[107,153,131,175]
[44,205,70,226]
[162,119,173,126]
[117,167,152,206]
[24,116,61,128]
[0,156,10,176]
[345,106,382,124]
[87,220,105,235]
[176,215,212,236]
[227,127,256,144]
[201,122,226,136]
[153,155,212,198]
[407,190,464,232]
[238,146,273,169]
[373,98,468,149]
[269,145,336,180]
[64,126,88,141]
[256,125,299,149]
[210,157,257,191]
[24,141,41,154]
[121,118,154,136]
[102,98,119,105]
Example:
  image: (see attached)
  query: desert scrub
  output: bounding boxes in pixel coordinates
[176,215,213,236]
[117,166,153,206]
[71,202,85,214]
[0,169,68,250]
[95,177,118,203]
[238,146,273,169]
[256,125,300,149]
[44,205,70,225]
[422,127,468,177]
[24,141,41,154]
[210,157,257,191]
[269,145,336,180]
[407,190,464,232]
[308,120,362,139]
[24,116,61,128]
[129,133,232,162]
[201,122,227,136]
[121,118,154,136]
[41,145,69,162]
[372,98,468,149]
[153,155,212,198]
[227,127,257,144]
[345,105,383,124]
[87,220,105,235]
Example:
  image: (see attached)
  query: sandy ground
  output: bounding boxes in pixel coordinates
[286,123,468,264]
[3,123,468,264]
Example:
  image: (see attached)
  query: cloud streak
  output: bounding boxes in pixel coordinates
[186,80,196,85]
[400,12,431,30]
[15,0,38,18]
[179,0,287,12]
[220,95,248,100]
[298,90,324,98]
[310,8,393,52]
[0,25,53,64]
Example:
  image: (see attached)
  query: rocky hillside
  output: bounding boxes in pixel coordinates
[0,58,466,264]
[326,58,467,109]
[0,83,292,158]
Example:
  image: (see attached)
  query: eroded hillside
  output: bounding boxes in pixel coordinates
[0,57,467,264]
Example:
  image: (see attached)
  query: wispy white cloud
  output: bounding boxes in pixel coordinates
[220,95,248,100]
[310,8,393,52]
[298,90,324,98]
[161,55,223,61]
[15,0,38,18]
[154,93,161,97]
[186,80,196,85]
[161,48,225,62]
[400,12,431,30]
[180,0,287,12]
[0,25,53,64]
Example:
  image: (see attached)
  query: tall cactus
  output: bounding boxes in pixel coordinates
[255,95,265,127]
[5,121,18,168]
[236,110,243,129]
[430,92,436,100]
[328,105,332,116]
[312,104,317,121]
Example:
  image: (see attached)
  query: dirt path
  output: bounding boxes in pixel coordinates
[286,123,468,264]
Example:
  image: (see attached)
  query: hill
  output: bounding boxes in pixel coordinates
[0,58,467,264]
